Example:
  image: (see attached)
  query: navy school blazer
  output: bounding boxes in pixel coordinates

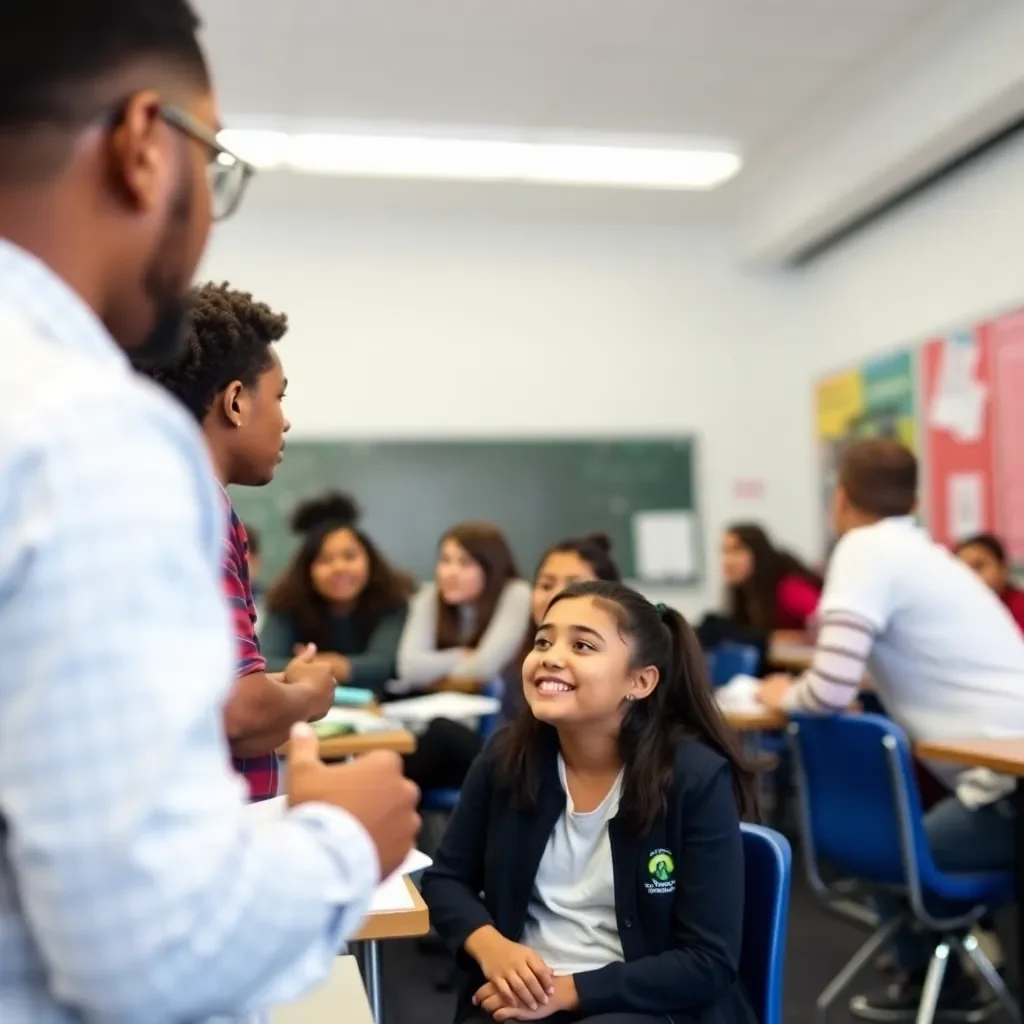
[420,729,757,1024]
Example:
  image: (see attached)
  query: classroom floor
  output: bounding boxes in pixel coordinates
[371,862,1017,1024]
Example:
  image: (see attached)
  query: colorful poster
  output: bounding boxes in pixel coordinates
[815,350,917,549]
[921,328,995,548]
[990,311,1024,563]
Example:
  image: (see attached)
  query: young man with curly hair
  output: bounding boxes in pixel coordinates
[143,281,337,801]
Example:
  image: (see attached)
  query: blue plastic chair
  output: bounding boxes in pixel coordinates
[788,713,1018,1024]
[740,824,792,1024]
[707,642,761,688]
[421,678,503,813]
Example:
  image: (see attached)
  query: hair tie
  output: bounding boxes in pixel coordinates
[655,603,668,615]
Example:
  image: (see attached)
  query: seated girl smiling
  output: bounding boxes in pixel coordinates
[422,581,757,1024]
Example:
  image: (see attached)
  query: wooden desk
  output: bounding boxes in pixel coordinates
[353,877,429,942]
[914,736,1024,990]
[915,737,1024,776]
[352,877,430,1023]
[277,723,417,761]
[722,706,788,733]
[315,729,416,761]
[768,640,815,672]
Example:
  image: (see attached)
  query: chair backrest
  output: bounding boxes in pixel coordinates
[707,642,761,688]
[788,713,929,887]
[479,678,503,739]
[740,824,792,1024]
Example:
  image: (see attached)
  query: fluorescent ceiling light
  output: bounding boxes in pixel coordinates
[219,129,741,191]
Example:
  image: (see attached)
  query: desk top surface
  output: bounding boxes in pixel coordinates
[353,877,430,942]
[915,736,1024,776]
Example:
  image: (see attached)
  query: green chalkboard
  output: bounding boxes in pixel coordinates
[230,437,699,584]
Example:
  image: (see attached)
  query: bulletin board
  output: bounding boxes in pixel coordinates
[814,307,1024,562]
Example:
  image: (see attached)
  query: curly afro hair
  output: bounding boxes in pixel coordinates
[143,282,288,423]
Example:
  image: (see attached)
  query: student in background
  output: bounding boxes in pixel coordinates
[423,581,757,1024]
[397,522,532,792]
[722,523,822,639]
[955,532,1024,633]
[502,533,622,720]
[144,283,337,801]
[759,440,1024,1021]
[262,492,415,693]
[396,521,532,690]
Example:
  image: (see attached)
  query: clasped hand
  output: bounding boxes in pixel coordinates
[467,929,576,1021]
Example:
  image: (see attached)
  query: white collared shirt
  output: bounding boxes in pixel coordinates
[0,241,378,1023]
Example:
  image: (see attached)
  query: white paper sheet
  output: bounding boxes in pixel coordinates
[381,692,501,725]
[714,674,764,713]
[321,707,401,733]
[948,472,984,540]
[632,510,697,581]
[369,873,415,913]
[928,332,989,443]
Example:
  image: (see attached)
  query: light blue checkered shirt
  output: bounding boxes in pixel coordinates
[0,241,379,1023]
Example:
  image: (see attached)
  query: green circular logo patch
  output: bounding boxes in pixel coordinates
[648,851,674,882]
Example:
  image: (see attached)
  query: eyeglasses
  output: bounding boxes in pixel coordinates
[160,106,256,221]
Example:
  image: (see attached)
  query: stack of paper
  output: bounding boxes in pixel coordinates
[382,692,501,725]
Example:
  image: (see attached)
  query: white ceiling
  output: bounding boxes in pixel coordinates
[197,0,939,157]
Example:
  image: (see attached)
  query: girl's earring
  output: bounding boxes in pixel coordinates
[625,694,635,702]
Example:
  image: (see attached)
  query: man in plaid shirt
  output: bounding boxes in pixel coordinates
[144,282,335,799]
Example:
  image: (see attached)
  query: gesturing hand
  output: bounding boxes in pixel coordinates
[286,724,421,879]
[465,927,554,1012]
[283,643,335,718]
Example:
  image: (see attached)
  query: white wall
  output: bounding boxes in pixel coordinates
[200,177,803,617]
[200,130,1024,615]
[780,130,1024,555]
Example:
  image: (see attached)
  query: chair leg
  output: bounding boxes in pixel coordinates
[815,914,906,1024]
[953,932,1021,1023]
[915,942,950,1024]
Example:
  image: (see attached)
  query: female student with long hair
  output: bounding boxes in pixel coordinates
[501,534,622,721]
[423,581,757,1024]
[722,522,822,637]
[397,522,532,791]
[261,493,415,690]
[955,532,1024,633]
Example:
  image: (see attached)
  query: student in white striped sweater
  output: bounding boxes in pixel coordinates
[759,439,1024,1022]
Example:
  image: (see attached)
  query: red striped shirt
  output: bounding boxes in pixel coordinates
[220,493,279,801]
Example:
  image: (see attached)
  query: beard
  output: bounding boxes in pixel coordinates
[128,156,196,372]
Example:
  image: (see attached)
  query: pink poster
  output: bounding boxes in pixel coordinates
[921,328,996,548]
[991,311,1024,562]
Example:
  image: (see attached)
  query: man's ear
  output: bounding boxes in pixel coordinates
[108,90,168,215]
[219,381,246,427]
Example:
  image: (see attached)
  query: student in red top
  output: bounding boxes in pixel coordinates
[721,523,822,639]
[955,532,1024,633]
[143,283,335,800]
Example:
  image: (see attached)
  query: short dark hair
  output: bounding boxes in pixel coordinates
[143,282,288,422]
[955,532,1007,565]
[839,439,917,518]
[1,1,208,129]
[496,581,757,830]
